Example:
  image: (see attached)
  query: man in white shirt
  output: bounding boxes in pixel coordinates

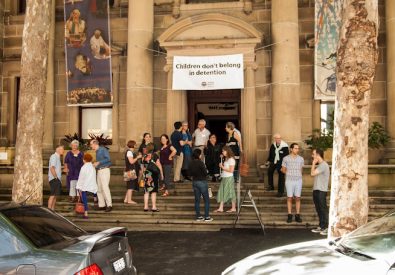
[48,145,64,210]
[193,119,211,160]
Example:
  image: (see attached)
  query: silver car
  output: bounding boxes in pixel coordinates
[223,210,395,275]
[0,203,137,274]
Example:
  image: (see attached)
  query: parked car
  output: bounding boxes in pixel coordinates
[0,202,137,274]
[222,210,395,275]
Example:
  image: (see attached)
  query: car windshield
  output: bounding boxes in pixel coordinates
[1,206,87,249]
[340,212,395,258]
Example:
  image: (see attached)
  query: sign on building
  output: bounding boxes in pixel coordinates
[172,54,244,90]
[314,0,342,101]
[64,0,113,106]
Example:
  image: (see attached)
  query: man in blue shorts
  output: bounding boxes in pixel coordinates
[281,143,304,223]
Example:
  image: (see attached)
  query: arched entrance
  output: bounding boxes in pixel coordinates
[158,13,263,165]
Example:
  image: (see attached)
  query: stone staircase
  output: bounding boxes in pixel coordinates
[1,169,394,232]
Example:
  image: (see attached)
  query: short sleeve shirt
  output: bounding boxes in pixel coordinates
[193,128,211,146]
[313,161,330,191]
[48,153,62,181]
[171,131,183,155]
[282,155,304,182]
[221,157,236,178]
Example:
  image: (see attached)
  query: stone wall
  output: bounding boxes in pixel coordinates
[0,1,389,165]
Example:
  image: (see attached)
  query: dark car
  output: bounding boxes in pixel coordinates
[0,203,137,274]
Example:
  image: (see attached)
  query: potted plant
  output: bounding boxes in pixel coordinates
[304,128,334,162]
[368,122,390,163]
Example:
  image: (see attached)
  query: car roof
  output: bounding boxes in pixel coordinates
[0,202,41,211]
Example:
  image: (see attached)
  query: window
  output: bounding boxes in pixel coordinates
[18,0,26,15]
[320,102,334,133]
[81,108,112,139]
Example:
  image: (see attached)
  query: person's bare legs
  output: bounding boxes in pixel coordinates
[215,202,224,212]
[151,193,157,210]
[48,196,57,210]
[287,197,293,214]
[227,202,236,212]
[144,193,149,210]
[295,197,301,214]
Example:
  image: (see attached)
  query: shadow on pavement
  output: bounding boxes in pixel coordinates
[129,228,325,275]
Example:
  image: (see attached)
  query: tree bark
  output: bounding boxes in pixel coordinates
[329,0,379,238]
[12,0,51,205]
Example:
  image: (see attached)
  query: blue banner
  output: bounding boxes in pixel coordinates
[64,0,112,106]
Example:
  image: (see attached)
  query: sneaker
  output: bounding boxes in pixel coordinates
[311,227,322,233]
[195,216,204,221]
[286,214,293,223]
[320,228,328,235]
[295,214,302,223]
[204,217,213,222]
[105,206,112,212]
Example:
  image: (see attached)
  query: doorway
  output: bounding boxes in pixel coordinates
[187,90,241,144]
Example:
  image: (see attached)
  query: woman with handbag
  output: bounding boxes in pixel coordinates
[142,150,163,212]
[76,153,98,219]
[124,140,142,204]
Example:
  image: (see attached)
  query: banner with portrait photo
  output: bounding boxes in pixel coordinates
[64,0,112,106]
[314,0,342,101]
[172,54,244,90]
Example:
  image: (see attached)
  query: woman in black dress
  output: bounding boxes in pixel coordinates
[205,134,222,182]
[225,122,242,182]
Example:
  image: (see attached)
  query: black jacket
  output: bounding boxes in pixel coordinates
[267,143,289,166]
[188,159,208,181]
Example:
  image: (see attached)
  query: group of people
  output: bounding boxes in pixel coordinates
[47,119,243,223]
[48,139,112,218]
[265,134,330,235]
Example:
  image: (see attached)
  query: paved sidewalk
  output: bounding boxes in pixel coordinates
[129,228,326,275]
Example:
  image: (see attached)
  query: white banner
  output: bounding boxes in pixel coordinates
[172,54,244,90]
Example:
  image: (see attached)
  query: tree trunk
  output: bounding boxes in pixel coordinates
[329,0,379,238]
[12,0,51,205]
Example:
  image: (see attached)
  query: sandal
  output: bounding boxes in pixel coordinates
[214,209,224,213]
[161,192,169,197]
[125,201,138,204]
[151,209,160,212]
[144,208,149,212]
[226,209,236,213]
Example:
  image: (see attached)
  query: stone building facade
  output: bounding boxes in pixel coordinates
[0,0,393,167]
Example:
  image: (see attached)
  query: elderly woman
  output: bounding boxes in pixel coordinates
[64,140,84,202]
[76,153,98,219]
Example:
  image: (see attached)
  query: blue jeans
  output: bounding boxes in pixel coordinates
[192,180,210,218]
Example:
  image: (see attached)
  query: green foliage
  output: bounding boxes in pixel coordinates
[368,122,390,149]
[305,122,390,151]
[62,133,90,151]
[304,129,334,151]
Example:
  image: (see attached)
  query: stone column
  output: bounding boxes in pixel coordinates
[43,0,55,150]
[164,63,187,134]
[111,56,120,151]
[312,100,321,130]
[386,0,395,152]
[126,0,154,141]
[241,62,258,166]
[271,0,301,143]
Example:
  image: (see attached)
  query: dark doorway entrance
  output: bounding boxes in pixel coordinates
[187,90,241,144]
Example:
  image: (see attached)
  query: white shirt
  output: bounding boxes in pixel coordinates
[193,128,211,146]
[90,35,110,59]
[221,158,236,178]
[76,162,98,193]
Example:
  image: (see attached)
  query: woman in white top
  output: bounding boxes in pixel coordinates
[214,145,237,213]
[76,153,98,219]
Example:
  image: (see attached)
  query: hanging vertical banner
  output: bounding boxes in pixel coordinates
[314,0,342,101]
[64,0,112,106]
[172,54,244,90]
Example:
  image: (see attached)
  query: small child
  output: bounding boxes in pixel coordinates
[76,153,98,218]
